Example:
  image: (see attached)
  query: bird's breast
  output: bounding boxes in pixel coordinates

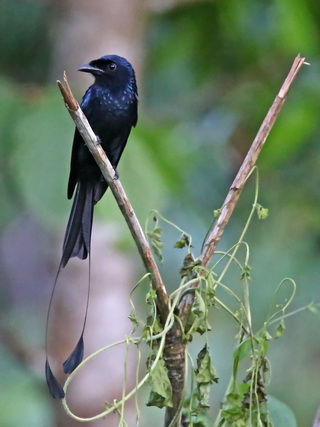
[83,86,136,117]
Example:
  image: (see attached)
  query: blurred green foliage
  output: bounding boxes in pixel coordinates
[0,0,51,82]
[1,0,320,426]
[0,345,54,427]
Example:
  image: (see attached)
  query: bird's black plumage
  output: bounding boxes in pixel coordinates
[46,55,138,399]
[62,54,138,267]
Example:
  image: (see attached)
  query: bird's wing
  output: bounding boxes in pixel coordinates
[67,128,81,199]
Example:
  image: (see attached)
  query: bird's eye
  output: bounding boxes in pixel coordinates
[108,62,117,71]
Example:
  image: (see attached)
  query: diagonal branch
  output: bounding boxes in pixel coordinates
[178,54,308,325]
[201,54,308,266]
[57,74,169,323]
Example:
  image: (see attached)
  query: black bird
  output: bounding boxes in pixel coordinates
[64,54,138,266]
[46,55,138,399]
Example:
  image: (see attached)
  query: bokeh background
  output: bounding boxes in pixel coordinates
[1,0,320,426]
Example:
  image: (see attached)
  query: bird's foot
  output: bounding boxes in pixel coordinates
[113,167,119,180]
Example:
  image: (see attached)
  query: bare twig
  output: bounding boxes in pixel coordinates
[178,54,308,325]
[202,55,307,266]
[57,75,169,323]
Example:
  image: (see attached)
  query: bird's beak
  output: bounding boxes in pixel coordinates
[78,64,103,75]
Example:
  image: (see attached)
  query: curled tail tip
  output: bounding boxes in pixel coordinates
[45,359,65,399]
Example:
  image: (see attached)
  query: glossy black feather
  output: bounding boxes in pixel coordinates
[64,54,138,265]
[46,55,138,399]
[61,181,94,266]
[45,359,65,399]
[63,335,84,374]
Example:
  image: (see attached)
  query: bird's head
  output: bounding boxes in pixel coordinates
[78,55,137,94]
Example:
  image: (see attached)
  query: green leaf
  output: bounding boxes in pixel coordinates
[174,238,187,249]
[256,204,269,220]
[145,287,157,305]
[186,311,211,336]
[198,382,211,408]
[146,357,173,408]
[261,329,272,341]
[187,291,212,335]
[268,395,297,427]
[195,345,218,385]
[184,412,210,427]
[143,316,163,341]
[233,339,251,362]
[275,319,286,338]
[182,395,211,427]
[147,227,163,261]
[213,209,221,218]
[174,233,191,249]
[220,391,246,424]
[220,383,252,425]
[142,326,151,341]
[241,264,252,280]
[128,310,139,331]
[180,253,201,278]
[194,345,218,410]
[233,339,252,379]
[193,290,206,317]
[150,317,163,336]
[206,279,216,305]
[238,382,251,396]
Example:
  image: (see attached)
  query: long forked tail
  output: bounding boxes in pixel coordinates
[45,181,96,399]
[61,181,94,268]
